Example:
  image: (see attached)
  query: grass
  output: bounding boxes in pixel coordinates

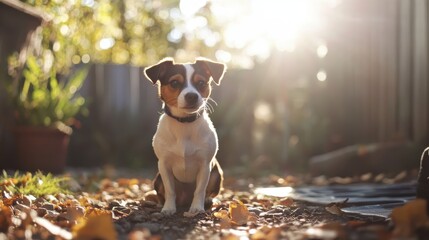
[0,171,70,197]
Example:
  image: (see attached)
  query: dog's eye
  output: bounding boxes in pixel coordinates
[169,80,182,89]
[196,80,207,89]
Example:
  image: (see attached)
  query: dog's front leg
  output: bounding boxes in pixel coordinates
[158,161,176,214]
[187,166,210,214]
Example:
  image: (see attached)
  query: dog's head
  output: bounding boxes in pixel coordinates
[144,58,226,116]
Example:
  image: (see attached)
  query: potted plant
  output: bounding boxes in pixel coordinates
[9,55,88,173]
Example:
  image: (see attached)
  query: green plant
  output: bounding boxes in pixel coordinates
[12,55,89,128]
[0,171,70,197]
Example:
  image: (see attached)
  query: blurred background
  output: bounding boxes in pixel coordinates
[0,0,428,176]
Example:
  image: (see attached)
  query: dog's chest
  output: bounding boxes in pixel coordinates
[153,115,218,182]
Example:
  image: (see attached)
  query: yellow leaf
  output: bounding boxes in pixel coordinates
[229,199,251,226]
[72,213,117,240]
[214,209,229,220]
[213,209,231,229]
[85,207,111,217]
[391,199,429,238]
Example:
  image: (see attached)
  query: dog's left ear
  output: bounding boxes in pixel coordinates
[196,58,226,85]
[144,58,174,84]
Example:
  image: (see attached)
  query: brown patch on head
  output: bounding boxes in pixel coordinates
[195,58,226,85]
[160,73,185,107]
[145,59,187,106]
[191,72,211,99]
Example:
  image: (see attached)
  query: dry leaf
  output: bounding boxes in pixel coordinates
[117,178,139,187]
[229,199,251,225]
[214,209,229,219]
[391,199,429,238]
[85,207,111,217]
[0,205,12,233]
[220,217,232,229]
[214,200,259,228]
[214,209,231,229]
[72,213,117,240]
[278,197,294,207]
[325,205,343,215]
[59,206,85,224]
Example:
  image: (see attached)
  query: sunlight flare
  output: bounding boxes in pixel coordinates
[216,0,323,57]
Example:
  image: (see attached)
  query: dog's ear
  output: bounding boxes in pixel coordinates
[196,58,226,85]
[144,59,174,84]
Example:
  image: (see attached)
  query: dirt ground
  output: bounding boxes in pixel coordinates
[0,169,426,240]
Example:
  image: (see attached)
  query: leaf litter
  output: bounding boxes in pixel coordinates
[0,170,426,239]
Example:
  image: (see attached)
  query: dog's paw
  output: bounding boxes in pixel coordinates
[161,206,176,215]
[183,210,202,217]
[184,206,205,217]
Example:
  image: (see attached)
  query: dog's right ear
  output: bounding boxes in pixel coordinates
[144,59,174,84]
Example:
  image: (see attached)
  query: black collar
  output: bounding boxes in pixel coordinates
[164,106,202,123]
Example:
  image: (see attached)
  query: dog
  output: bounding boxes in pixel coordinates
[144,58,226,215]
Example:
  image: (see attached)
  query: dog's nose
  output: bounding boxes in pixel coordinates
[185,92,199,106]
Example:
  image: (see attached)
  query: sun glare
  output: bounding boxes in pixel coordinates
[175,0,329,65]
[217,0,322,57]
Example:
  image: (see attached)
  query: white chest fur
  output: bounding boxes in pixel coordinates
[153,112,218,183]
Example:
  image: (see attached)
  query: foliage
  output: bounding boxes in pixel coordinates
[19,0,177,71]
[0,171,69,197]
[9,55,89,127]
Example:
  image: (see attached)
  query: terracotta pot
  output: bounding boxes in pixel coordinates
[13,126,72,174]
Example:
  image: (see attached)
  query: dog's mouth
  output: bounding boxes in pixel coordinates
[182,102,205,113]
[182,106,201,114]
[183,105,199,110]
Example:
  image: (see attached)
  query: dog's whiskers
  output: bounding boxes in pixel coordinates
[202,98,217,114]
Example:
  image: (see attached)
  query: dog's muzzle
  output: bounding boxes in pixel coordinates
[185,92,199,108]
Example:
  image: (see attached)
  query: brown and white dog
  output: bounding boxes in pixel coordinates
[144,58,226,215]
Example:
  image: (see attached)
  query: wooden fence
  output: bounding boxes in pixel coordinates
[324,0,428,144]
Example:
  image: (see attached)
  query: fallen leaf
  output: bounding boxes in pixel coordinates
[117,178,139,187]
[214,209,231,229]
[229,199,251,225]
[325,198,348,215]
[325,205,343,215]
[85,207,111,217]
[391,199,429,238]
[59,206,85,224]
[0,205,12,233]
[220,217,232,229]
[72,213,117,240]
[278,197,294,207]
[214,200,258,228]
[214,209,229,219]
